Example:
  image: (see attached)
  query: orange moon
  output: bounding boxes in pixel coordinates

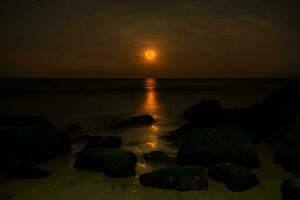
[145,50,156,60]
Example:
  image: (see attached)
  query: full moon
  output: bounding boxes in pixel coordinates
[145,50,156,60]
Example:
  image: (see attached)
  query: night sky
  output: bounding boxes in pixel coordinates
[1,0,299,78]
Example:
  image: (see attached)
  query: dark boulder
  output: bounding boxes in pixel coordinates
[162,123,199,142]
[0,194,12,200]
[281,177,300,200]
[209,163,260,192]
[71,134,91,144]
[182,100,222,120]
[143,151,174,164]
[5,167,50,179]
[111,114,155,129]
[176,125,260,168]
[237,104,266,132]
[163,120,231,142]
[169,102,253,143]
[240,83,300,136]
[220,107,250,124]
[275,120,300,174]
[62,124,84,137]
[63,124,90,143]
[0,116,71,168]
[74,148,137,178]
[263,83,300,120]
[84,136,122,149]
[139,166,208,191]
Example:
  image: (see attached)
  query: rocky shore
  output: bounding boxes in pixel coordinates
[1,84,300,199]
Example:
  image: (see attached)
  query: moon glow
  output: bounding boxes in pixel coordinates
[145,50,156,60]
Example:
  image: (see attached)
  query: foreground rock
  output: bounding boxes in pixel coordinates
[74,148,136,178]
[209,163,260,192]
[5,167,50,179]
[182,100,222,120]
[63,124,90,143]
[63,124,84,137]
[139,166,208,191]
[176,125,260,168]
[111,114,155,129]
[281,177,300,200]
[143,151,174,164]
[275,120,300,174]
[0,116,71,169]
[0,194,12,200]
[84,136,122,149]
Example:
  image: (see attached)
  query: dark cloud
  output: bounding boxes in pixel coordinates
[0,0,299,77]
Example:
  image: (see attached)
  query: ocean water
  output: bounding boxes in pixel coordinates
[0,78,298,200]
[0,78,297,128]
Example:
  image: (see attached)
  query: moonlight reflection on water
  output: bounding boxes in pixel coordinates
[142,78,160,120]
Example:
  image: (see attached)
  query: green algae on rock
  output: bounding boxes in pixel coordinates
[74,148,137,178]
[209,163,260,192]
[139,166,208,191]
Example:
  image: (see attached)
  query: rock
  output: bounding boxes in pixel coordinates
[63,124,84,137]
[240,83,300,136]
[209,163,260,192]
[84,136,122,149]
[5,167,50,179]
[182,100,222,120]
[236,104,265,133]
[139,166,208,191]
[281,177,300,200]
[220,107,250,124]
[143,151,174,164]
[275,120,300,174]
[163,121,227,142]
[71,134,91,143]
[0,116,71,168]
[164,107,251,142]
[176,125,260,168]
[0,194,12,200]
[163,123,202,141]
[111,114,155,129]
[263,83,300,119]
[63,124,90,143]
[74,148,137,178]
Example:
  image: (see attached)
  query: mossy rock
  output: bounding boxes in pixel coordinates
[209,163,260,192]
[176,125,260,168]
[281,177,300,200]
[111,114,155,129]
[0,116,71,168]
[139,166,208,191]
[74,148,137,178]
[275,121,300,174]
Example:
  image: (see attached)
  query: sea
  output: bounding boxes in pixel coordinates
[0,78,297,128]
